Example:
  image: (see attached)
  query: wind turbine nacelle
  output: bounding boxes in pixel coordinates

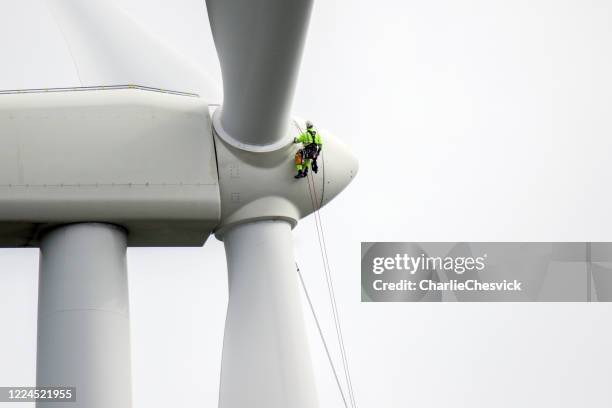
[0,87,357,247]
[0,87,220,247]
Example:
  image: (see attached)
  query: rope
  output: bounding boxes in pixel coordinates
[293,120,358,408]
[296,262,350,408]
[306,173,358,408]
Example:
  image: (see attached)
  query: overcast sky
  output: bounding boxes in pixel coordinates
[2,1,612,407]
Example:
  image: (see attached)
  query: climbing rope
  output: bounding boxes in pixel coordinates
[306,173,358,408]
[295,261,350,408]
[293,120,358,408]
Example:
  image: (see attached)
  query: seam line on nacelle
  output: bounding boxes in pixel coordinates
[0,183,217,188]
[0,84,200,97]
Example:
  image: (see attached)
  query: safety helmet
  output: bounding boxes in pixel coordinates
[305,120,314,129]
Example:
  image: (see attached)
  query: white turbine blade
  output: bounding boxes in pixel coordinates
[220,220,318,408]
[361,243,441,302]
[471,243,552,301]
[444,243,483,301]
[47,0,220,99]
[206,0,314,149]
[592,263,612,301]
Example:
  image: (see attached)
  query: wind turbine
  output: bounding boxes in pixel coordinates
[0,1,357,407]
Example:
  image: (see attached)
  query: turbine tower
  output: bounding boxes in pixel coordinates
[0,1,357,407]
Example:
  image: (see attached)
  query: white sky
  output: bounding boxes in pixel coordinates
[2,0,612,407]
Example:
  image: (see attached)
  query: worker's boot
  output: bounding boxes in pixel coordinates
[312,160,319,174]
[294,170,304,179]
[303,168,309,177]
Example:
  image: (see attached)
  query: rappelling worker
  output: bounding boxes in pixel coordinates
[294,120,323,179]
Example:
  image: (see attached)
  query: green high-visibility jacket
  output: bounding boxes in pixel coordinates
[296,129,323,146]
